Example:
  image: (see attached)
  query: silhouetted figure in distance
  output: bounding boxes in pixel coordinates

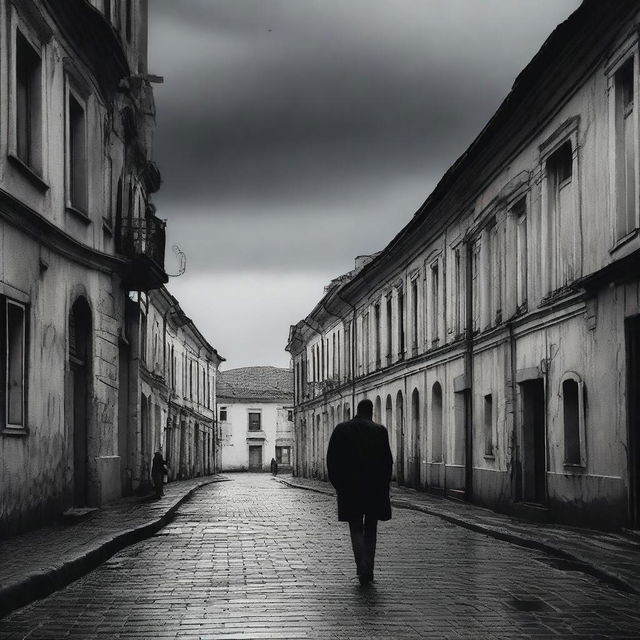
[326,398,393,586]
[151,451,168,499]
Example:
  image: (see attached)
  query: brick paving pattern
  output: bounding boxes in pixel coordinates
[281,475,640,595]
[1,474,640,639]
[0,477,223,597]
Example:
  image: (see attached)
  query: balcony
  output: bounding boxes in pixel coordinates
[118,215,168,291]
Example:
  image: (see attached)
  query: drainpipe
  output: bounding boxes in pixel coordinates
[464,238,474,501]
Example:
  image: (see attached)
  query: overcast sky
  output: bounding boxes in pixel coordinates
[148,0,581,370]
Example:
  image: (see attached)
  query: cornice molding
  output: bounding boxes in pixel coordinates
[0,188,126,275]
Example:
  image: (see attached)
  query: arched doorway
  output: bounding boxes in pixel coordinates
[395,391,404,485]
[411,388,421,488]
[69,297,92,507]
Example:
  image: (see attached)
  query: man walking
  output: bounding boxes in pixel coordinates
[326,398,393,586]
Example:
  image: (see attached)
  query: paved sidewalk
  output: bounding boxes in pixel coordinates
[0,475,228,618]
[277,474,640,596]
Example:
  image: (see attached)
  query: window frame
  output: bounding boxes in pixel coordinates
[539,117,581,294]
[483,393,494,458]
[10,19,46,183]
[219,406,227,422]
[607,41,640,250]
[65,80,90,217]
[248,410,262,432]
[1,297,29,433]
[429,258,440,345]
[560,372,587,468]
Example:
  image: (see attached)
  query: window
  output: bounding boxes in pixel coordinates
[332,333,336,377]
[471,240,480,333]
[486,222,503,325]
[430,262,439,343]
[344,323,351,380]
[67,91,88,212]
[614,58,637,240]
[139,311,147,364]
[170,346,175,391]
[398,289,405,357]
[374,303,381,366]
[337,330,341,379]
[411,280,419,348]
[248,411,261,431]
[454,248,463,336]
[219,407,227,422]
[386,297,392,359]
[2,299,27,429]
[513,198,528,310]
[276,446,291,465]
[484,394,493,456]
[562,374,586,466]
[15,30,42,173]
[125,0,133,42]
[546,141,576,289]
[362,312,370,374]
[287,410,293,422]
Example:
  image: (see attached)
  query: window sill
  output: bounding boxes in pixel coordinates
[8,154,49,192]
[66,205,92,225]
[2,427,29,437]
[609,228,639,255]
[483,453,495,461]
[563,462,586,471]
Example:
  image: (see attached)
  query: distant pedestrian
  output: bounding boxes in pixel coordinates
[151,451,168,498]
[327,398,393,586]
[270,457,278,476]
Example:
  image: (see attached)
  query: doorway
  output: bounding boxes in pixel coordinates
[69,298,92,507]
[519,379,546,504]
[249,445,263,471]
[626,316,640,528]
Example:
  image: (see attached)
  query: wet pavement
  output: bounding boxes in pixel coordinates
[1,473,640,639]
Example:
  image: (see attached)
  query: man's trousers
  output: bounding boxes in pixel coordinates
[348,515,378,581]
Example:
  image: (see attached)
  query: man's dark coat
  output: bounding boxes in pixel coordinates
[326,416,393,522]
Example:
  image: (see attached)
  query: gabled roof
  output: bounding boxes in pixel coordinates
[217,366,293,403]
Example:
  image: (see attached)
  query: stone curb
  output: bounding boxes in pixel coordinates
[0,476,230,619]
[275,477,638,596]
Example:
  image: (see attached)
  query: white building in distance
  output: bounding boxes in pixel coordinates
[218,367,293,472]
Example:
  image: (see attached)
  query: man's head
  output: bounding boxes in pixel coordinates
[356,398,373,420]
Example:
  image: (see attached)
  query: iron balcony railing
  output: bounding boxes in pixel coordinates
[118,215,166,268]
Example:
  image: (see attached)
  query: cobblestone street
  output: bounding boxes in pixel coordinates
[2,474,640,639]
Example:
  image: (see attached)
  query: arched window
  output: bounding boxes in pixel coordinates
[431,382,443,462]
[562,372,585,466]
[374,396,382,423]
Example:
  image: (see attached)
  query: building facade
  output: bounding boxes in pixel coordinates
[287,1,640,530]
[218,367,294,472]
[122,287,224,493]
[0,0,166,535]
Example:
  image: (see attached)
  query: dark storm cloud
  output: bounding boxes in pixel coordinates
[151,0,581,218]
